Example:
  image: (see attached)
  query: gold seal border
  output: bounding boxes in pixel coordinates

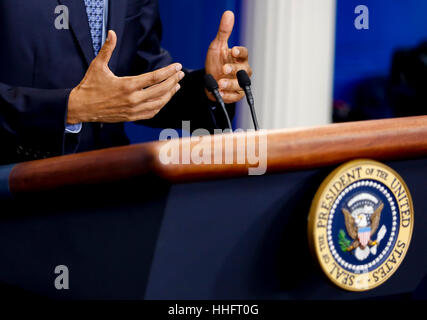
[307,159,414,292]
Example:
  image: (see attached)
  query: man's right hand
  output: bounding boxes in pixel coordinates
[67,30,184,124]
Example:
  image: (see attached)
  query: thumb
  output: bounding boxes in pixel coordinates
[96,30,117,66]
[215,11,235,44]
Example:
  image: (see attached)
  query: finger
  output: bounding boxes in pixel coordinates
[215,11,235,44]
[220,91,245,104]
[223,63,236,77]
[139,71,184,102]
[131,84,181,120]
[128,63,183,91]
[218,79,242,91]
[231,46,249,60]
[96,30,117,66]
[223,63,253,77]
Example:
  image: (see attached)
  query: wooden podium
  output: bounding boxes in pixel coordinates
[0,116,426,299]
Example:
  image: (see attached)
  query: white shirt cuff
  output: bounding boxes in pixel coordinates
[65,123,82,134]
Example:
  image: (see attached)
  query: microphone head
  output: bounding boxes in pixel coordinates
[204,74,219,92]
[237,70,251,88]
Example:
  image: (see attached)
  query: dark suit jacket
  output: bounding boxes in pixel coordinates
[0,0,233,165]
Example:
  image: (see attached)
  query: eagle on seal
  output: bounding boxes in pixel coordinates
[341,202,384,252]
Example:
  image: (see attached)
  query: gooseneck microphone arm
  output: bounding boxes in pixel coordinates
[237,70,259,131]
[204,74,233,132]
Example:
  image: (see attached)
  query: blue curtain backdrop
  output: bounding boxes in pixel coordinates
[334,0,427,102]
[125,0,242,144]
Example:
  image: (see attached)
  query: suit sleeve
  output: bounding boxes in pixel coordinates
[132,0,235,133]
[0,82,72,164]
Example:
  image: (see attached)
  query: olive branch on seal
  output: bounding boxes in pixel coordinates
[338,229,352,252]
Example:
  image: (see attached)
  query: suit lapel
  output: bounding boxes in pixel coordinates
[58,0,95,66]
[108,0,128,72]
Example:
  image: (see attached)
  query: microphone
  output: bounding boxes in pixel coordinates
[204,74,233,132]
[237,70,259,131]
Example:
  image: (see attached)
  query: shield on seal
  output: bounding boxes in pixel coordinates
[358,227,371,247]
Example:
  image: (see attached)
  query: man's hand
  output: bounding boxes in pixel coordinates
[205,11,252,104]
[67,30,184,124]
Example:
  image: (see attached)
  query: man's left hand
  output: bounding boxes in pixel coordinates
[205,11,252,104]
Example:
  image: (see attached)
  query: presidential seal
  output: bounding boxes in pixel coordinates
[308,160,414,291]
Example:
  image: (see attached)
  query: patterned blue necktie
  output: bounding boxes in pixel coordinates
[84,0,104,56]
